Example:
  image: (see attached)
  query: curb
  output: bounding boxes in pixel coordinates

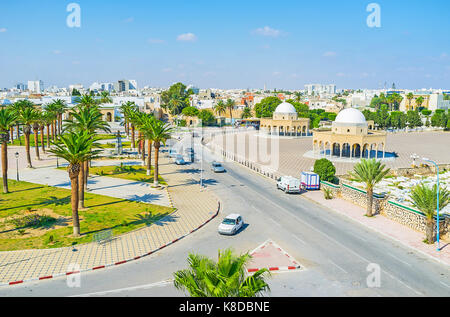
[246,240,302,273]
[2,201,221,287]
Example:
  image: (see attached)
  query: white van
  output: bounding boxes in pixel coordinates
[277,176,301,194]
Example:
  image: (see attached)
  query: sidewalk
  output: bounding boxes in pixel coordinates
[302,190,450,266]
[0,154,220,285]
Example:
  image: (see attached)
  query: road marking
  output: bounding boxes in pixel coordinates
[71,280,173,297]
[328,260,348,274]
[382,270,423,296]
[269,218,282,227]
[440,281,450,289]
[387,253,412,267]
[291,234,306,245]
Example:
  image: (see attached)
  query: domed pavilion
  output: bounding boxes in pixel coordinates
[312,108,387,160]
[260,101,310,137]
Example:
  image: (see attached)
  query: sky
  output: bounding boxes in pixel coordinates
[0,0,449,90]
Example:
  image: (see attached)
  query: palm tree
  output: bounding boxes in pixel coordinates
[241,106,252,119]
[17,106,40,168]
[99,91,113,104]
[406,93,414,110]
[32,112,41,160]
[11,100,34,145]
[48,131,100,237]
[410,183,450,244]
[415,96,425,110]
[64,105,111,207]
[120,102,138,137]
[225,99,235,122]
[41,111,55,148]
[349,158,390,217]
[173,248,270,297]
[214,100,226,127]
[0,107,18,193]
[149,119,172,187]
[53,99,68,135]
[135,113,156,175]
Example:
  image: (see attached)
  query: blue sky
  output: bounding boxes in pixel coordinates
[0,0,449,90]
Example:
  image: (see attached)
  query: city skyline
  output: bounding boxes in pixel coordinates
[1,0,449,90]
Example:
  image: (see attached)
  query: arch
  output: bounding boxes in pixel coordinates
[106,112,112,122]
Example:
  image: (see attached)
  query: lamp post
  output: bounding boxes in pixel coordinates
[422,157,440,251]
[15,152,19,181]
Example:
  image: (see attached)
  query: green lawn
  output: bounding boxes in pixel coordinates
[89,165,167,185]
[98,141,132,149]
[11,135,45,147]
[0,179,174,251]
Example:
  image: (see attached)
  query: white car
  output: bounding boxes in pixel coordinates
[218,214,244,235]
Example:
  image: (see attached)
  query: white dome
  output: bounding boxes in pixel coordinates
[335,108,367,125]
[274,101,297,114]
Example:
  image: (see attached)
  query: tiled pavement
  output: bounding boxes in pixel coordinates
[0,154,220,285]
[208,131,450,176]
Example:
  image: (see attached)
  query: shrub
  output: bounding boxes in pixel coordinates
[324,188,333,200]
[314,158,336,183]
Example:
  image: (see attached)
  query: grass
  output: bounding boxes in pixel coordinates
[0,179,174,251]
[88,164,167,185]
[11,135,46,147]
[98,141,132,149]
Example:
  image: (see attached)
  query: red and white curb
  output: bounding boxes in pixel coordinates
[1,201,221,287]
[246,240,302,273]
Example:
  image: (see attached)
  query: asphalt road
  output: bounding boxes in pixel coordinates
[1,133,449,297]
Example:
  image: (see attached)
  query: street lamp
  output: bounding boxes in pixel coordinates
[422,157,441,251]
[14,152,19,181]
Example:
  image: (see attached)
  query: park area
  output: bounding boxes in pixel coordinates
[0,179,174,251]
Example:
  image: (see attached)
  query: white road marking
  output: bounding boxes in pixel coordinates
[269,218,282,227]
[440,281,450,289]
[387,253,412,267]
[329,260,348,274]
[291,234,306,245]
[382,270,423,296]
[70,280,173,297]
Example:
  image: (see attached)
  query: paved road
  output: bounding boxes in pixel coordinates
[1,134,449,297]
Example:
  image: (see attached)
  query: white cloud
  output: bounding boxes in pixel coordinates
[177,33,197,42]
[0,28,7,33]
[252,26,281,37]
[323,51,337,57]
[440,53,448,59]
[123,17,134,23]
[148,38,166,44]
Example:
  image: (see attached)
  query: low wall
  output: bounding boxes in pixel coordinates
[394,164,450,177]
[339,183,387,215]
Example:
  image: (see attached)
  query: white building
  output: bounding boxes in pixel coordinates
[305,84,336,95]
[28,80,44,93]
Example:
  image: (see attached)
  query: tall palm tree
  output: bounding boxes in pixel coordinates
[214,100,227,127]
[241,106,252,119]
[64,105,111,207]
[11,100,34,145]
[53,99,68,135]
[0,107,18,193]
[41,111,55,148]
[349,158,390,217]
[410,183,450,244]
[43,101,59,140]
[225,99,235,122]
[32,111,42,160]
[99,91,113,104]
[120,102,137,137]
[173,248,270,297]
[48,131,100,237]
[150,119,172,187]
[135,113,156,176]
[17,106,40,168]
[415,96,425,110]
[406,93,414,110]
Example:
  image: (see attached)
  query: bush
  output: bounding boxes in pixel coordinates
[314,158,336,183]
[323,188,333,200]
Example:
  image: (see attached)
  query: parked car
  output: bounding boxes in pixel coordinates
[174,155,186,165]
[218,214,244,235]
[211,162,226,173]
[277,176,301,194]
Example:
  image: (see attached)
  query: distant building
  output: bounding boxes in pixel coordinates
[305,84,336,95]
[28,80,44,93]
[114,80,138,92]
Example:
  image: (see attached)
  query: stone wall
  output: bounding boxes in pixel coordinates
[394,164,450,177]
[339,183,387,215]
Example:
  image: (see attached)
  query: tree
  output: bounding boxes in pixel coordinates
[198,110,216,126]
[225,99,235,121]
[313,158,336,183]
[48,131,100,237]
[99,91,113,104]
[254,97,282,118]
[64,105,111,207]
[149,120,172,187]
[349,159,390,217]
[241,106,252,119]
[415,96,425,110]
[17,106,40,168]
[182,106,200,117]
[135,113,155,176]
[173,248,270,297]
[160,83,192,115]
[214,100,227,117]
[406,93,414,110]
[410,184,449,244]
[406,110,422,128]
[32,110,42,160]
[0,107,18,193]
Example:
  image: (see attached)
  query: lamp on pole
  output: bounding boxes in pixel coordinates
[422,157,440,251]
[14,152,19,181]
